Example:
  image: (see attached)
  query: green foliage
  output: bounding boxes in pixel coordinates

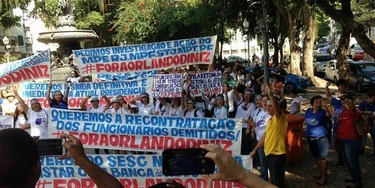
[352,0,375,27]
[76,11,104,29]
[0,56,18,64]
[0,0,30,29]
[315,9,331,41]
[30,0,60,28]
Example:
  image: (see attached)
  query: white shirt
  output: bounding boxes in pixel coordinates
[290,96,302,115]
[235,101,256,128]
[15,115,31,134]
[155,103,172,116]
[1,99,18,115]
[136,101,154,115]
[87,105,105,112]
[28,108,48,138]
[212,106,228,118]
[252,108,271,141]
[184,109,203,118]
[168,106,184,117]
[67,77,80,83]
[105,107,127,114]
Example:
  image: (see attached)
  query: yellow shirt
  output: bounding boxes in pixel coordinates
[264,113,288,156]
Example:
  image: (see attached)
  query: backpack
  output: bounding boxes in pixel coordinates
[184,109,198,117]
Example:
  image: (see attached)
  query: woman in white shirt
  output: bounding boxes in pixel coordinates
[66,70,81,83]
[210,94,229,118]
[104,98,127,114]
[14,103,31,134]
[289,87,302,116]
[130,93,154,115]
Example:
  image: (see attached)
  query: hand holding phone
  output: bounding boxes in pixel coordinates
[162,148,215,176]
[36,138,65,156]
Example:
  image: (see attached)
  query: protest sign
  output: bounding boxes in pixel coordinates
[73,36,216,75]
[38,154,251,188]
[189,71,222,97]
[94,70,158,82]
[152,74,182,98]
[0,50,50,88]
[0,115,13,130]
[18,79,153,109]
[49,109,242,155]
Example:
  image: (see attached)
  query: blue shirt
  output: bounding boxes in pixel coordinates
[50,100,69,109]
[332,97,343,133]
[305,108,328,137]
[358,100,375,126]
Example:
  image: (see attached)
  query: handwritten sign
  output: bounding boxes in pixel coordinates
[48,109,242,155]
[73,36,216,75]
[94,70,158,82]
[189,71,222,97]
[152,74,182,98]
[0,50,50,88]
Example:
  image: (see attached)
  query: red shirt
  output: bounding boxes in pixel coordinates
[337,109,360,139]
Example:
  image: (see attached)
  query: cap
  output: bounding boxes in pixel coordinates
[256,95,263,100]
[30,98,39,104]
[140,93,149,98]
[130,104,138,108]
[111,98,120,103]
[90,97,99,102]
[4,92,15,97]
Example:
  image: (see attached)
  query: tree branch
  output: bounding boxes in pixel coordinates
[314,0,345,24]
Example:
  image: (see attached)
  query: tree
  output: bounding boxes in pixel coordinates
[301,3,316,81]
[315,10,330,42]
[315,0,375,61]
[0,0,30,29]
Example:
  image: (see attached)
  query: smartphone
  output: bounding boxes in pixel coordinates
[162,148,215,176]
[36,138,65,156]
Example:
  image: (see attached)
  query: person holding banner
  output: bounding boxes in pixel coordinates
[130,92,154,115]
[80,95,111,112]
[0,129,123,188]
[46,82,70,109]
[154,98,172,117]
[14,90,49,139]
[14,102,31,134]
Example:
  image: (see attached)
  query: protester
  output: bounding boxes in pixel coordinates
[221,82,235,118]
[289,87,302,116]
[154,98,172,116]
[46,82,70,109]
[80,95,111,112]
[244,95,271,181]
[183,99,202,118]
[13,103,31,134]
[337,98,362,188]
[1,92,18,115]
[0,129,123,188]
[66,70,81,83]
[234,88,256,155]
[325,80,347,166]
[201,144,276,188]
[14,91,48,138]
[169,87,185,117]
[130,93,154,115]
[194,94,211,117]
[357,90,375,155]
[250,85,288,188]
[104,97,127,114]
[222,71,236,88]
[244,73,255,91]
[209,94,228,118]
[304,95,332,185]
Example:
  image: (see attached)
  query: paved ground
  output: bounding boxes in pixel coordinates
[252,76,375,188]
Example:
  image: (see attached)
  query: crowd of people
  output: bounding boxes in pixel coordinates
[1,61,375,188]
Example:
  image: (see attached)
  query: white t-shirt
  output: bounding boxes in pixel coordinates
[15,115,31,134]
[168,106,184,117]
[195,99,210,116]
[155,103,172,116]
[105,107,127,114]
[212,106,228,118]
[290,96,302,115]
[184,109,202,118]
[87,105,105,113]
[28,108,48,138]
[136,101,154,115]
[252,108,271,141]
[67,77,81,83]
[235,101,256,128]
[1,99,18,115]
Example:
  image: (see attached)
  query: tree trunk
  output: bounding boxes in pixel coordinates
[336,25,351,82]
[273,43,279,67]
[288,14,302,75]
[352,23,375,59]
[302,4,316,80]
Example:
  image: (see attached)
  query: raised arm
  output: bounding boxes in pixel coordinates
[14,90,29,112]
[268,86,282,118]
[80,96,90,111]
[103,95,110,109]
[63,84,70,102]
[59,134,123,188]
[181,81,186,110]
[46,82,53,104]
[325,82,333,103]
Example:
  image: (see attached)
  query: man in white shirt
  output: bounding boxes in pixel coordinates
[80,95,110,112]
[184,99,202,118]
[14,91,48,138]
[154,98,172,116]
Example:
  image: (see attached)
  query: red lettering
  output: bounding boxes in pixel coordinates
[135,60,142,70]
[112,62,119,72]
[203,52,211,62]
[53,179,66,188]
[140,136,150,149]
[99,133,109,146]
[88,133,99,145]
[109,134,119,146]
[119,179,139,188]
[95,64,104,72]
[81,178,95,188]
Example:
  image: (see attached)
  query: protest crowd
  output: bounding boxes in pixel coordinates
[1,37,374,188]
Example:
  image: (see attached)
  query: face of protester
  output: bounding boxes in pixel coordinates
[186,101,195,110]
[255,97,262,107]
[216,98,224,106]
[7,96,15,102]
[118,97,125,105]
[17,104,25,112]
[222,83,229,92]
[91,101,99,108]
[195,96,203,102]
[1,90,7,98]
[312,97,323,111]
[172,98,180,106]
[244,92,252,102]
[224,73,230,80]
[141,96,149,104]
[338,84,346,93]
[267,103,275,116]
[112,102,120,110]
[262,97,268,110]
[31,100,42,111]
[342,99,352,111]
[246,74,251,80]
[54,91,63,101]
[367,96,375,104]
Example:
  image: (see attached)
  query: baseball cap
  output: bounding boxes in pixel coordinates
[111,98,120,103]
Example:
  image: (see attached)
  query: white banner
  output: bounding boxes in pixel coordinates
[152,74,182,98]
[0,115,13,130]
[189,71,222,97]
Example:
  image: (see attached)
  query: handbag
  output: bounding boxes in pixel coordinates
[354,113,370,136]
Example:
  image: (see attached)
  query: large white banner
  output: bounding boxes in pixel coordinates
[73,36,217,75]
[48,109,242,155]
[38,154,251,188]
[0,50,50,88]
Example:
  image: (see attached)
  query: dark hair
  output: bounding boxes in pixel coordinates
[71,70,80,77]
[14,104,28,126]
[50,91,67,107]
[310,95,323,106]
[0,129,39,187]
[366,90,375,97]
[289,86,298,95]
[336,79,347,86]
